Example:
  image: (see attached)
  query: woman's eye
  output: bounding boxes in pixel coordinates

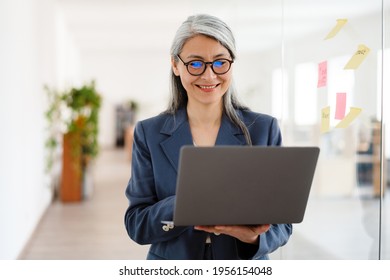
[189,61,204,68]
[213,60,225,68]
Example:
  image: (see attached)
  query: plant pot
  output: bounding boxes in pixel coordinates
[60,131,82,202]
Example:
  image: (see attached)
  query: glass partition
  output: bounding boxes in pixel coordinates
[195,0,390,259]
[262,0,386,259]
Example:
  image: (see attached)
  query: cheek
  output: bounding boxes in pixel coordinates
[180,75,197,88]
[220,74,232,88]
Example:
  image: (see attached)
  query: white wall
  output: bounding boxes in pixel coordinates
[0,0,59,259]
[55,9,82,90]
[81,49,171,147]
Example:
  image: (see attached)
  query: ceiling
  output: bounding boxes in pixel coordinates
[57,0,383,53]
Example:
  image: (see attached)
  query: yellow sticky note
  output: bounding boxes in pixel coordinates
[321,106,330,133]
[344,44,370,69]
[336,107,362,128]
[324,19,348,40]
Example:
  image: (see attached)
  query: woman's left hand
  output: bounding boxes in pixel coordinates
[194,224,271,244]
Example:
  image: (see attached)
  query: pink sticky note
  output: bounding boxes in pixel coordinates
[335,92,347,120]
[317,61,327,88]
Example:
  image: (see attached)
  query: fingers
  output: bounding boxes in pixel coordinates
[195,224,271,234]
[194,225,218,234]
[194,224,271,244]
[252,224,271,234]
[214,224,271,235]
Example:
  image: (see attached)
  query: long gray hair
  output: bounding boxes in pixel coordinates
[166,14,252,145]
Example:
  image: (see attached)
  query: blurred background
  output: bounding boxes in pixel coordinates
[0,0,389,260]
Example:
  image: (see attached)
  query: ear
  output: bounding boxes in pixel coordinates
[171,56,180,76]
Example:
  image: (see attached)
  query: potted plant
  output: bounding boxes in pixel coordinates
[44,80,102,202]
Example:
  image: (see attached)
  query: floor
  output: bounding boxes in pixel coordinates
[19,148,150,260]
[19,148,389,260]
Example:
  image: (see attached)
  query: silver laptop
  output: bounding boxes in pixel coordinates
[172,146,320,226]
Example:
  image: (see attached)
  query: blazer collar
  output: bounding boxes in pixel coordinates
[160,108,246,172]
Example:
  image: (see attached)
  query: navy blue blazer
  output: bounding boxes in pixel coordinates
[124,108,292,260]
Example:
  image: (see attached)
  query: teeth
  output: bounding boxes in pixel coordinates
[199,85,217,89]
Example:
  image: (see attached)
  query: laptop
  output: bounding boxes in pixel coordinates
[171,146,320,226]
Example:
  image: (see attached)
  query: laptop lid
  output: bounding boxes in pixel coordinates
[173,146,320,226]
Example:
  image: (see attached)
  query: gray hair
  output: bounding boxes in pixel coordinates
[166,14,252,145]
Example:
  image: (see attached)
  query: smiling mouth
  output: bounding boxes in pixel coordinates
[197,84,219,89]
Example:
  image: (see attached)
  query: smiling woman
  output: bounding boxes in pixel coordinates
[172,36,233,117]
[123,13,292,260]
[171,35,235,146]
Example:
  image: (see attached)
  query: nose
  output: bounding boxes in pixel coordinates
[201,63,217,79]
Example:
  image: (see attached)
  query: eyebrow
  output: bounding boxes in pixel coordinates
[185,53,230,60]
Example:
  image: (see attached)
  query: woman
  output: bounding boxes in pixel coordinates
[124,14,292,260]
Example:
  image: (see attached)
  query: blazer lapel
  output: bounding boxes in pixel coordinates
[160,109,193,172]
[215,113,247,146]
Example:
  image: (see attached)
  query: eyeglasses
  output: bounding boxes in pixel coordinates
[176,55,233,76]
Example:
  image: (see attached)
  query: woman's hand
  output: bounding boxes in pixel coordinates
[194,224,271,244]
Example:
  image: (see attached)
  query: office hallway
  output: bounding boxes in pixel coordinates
[19,148,149,260]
